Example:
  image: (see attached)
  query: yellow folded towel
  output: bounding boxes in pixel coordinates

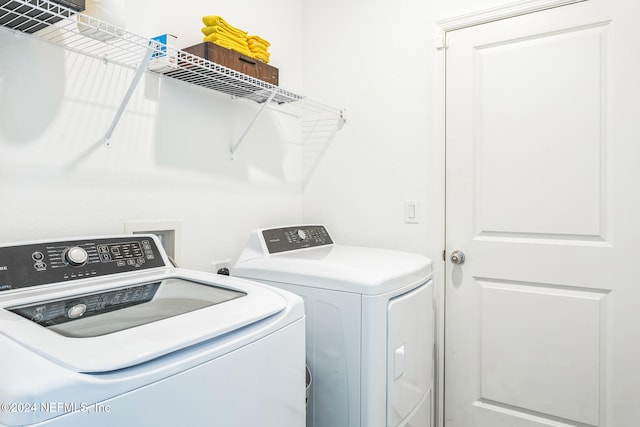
[201,25,245,40]
[202,16,247,38]
[246,35,270,63]
[200,16,272,63]
[247,35,270,47]
[247,40,269,51]
[202,28,248,47]
[203,33,252,56]
[203,32,247,47]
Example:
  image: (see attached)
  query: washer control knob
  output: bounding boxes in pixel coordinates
[297,229,307,240]
[65,246,88,267]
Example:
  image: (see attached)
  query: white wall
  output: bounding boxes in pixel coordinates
[300,0,521,255]
[0,0,521,268]
[0,0,306,270]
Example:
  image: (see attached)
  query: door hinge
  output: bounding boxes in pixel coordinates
[442,249,446,261]
[435,35,448,50]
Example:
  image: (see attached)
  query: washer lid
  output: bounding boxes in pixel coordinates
[0,273,289,372]
[234,245,433,295]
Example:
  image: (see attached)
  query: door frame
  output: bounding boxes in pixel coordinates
[432,1,587,426]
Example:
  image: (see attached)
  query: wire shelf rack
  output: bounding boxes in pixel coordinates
[0,0,345,181]
[1,0,150,68]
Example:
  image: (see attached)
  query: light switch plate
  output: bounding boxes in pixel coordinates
[404,200,420,224]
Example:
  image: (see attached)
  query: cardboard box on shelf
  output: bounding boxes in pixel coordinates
[149,33,178,72]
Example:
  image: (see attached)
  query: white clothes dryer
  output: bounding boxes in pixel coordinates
[0,235,305,427]
[234,225,434,427]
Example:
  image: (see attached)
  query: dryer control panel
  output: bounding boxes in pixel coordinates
[262,225,333,254]
[0,236,167,292]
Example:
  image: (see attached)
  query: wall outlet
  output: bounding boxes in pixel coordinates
[211,259,231,275]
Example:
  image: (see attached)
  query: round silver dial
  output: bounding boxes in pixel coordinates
[65,246,88,267]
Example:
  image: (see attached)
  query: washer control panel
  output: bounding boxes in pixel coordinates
[262,225,333,254]
[0,236,166,292]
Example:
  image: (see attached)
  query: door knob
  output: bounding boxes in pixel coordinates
[450,250,465,265]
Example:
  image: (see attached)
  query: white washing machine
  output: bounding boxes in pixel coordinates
[234,225,434,427]
[0,235,305,427]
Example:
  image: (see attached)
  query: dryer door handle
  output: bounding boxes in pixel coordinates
[394,344,405,380]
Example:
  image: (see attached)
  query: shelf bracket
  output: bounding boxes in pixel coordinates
[101,44,155,147]
[229,90,277,160]
[301,112,346,188]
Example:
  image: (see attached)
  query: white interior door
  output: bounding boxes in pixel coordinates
[444,1,640,426]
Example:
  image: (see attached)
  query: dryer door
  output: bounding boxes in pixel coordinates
[387,280,434,426]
